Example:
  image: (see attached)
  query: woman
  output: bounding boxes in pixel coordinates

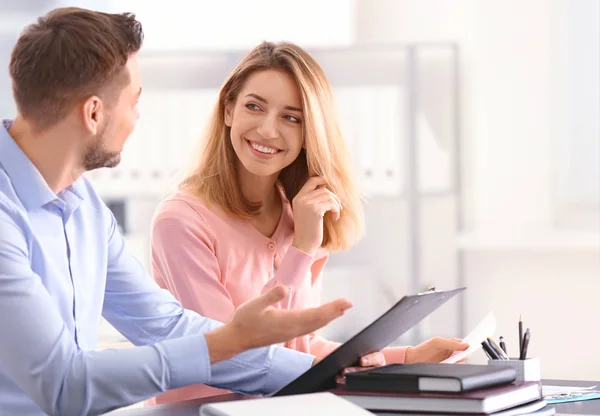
[150,41,467,404]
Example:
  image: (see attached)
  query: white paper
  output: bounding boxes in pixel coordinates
[441,312,496,363]
[542,385,598,396]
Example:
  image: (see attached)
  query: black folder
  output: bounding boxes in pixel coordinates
[272,287,466,396]
[345,363,517,393]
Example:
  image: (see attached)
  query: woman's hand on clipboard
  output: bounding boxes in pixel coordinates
[334,351,387,384]
[333,338,469,385]
[405,337,469,364]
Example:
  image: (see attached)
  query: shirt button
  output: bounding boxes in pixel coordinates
[77,324,83,333]
[268,242,275,251]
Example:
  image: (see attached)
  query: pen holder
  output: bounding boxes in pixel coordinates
[487,357,541,384]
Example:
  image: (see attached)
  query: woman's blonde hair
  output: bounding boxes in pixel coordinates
[181,41,364,252]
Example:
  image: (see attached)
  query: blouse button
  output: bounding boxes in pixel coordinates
[268,242,275,251]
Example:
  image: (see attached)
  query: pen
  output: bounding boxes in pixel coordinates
[519,315,524,358]
[487,337,509,360]
[520,329,531,360]
[480,341,494,360]
[482,339,501,360]
[499,336,507,355]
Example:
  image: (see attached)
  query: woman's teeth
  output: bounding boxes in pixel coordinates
[251,142,278,154]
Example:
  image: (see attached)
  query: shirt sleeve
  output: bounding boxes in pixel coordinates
[276,252,343,356]
[260,245,320,309]
[382,346,408,364]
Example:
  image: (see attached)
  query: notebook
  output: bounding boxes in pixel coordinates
[345,363,517,393]
[334,381,543,414]
[199,392,374,416]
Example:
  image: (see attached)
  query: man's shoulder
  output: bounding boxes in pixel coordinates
[0,166,24,216]
[0,170,29,246]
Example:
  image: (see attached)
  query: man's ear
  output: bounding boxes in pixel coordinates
[82,95,104,135]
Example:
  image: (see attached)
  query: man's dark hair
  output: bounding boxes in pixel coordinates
[9,7,144,130]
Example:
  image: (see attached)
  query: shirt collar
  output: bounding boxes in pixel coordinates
[0,119,84,211]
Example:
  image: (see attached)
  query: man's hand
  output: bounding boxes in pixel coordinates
[205,285,352,363]
[405,337,469,364]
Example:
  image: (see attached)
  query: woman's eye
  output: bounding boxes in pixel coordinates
[284,115,301,123]
[245,103,261,111]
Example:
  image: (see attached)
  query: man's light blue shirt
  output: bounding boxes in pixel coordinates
[0,120,313,416]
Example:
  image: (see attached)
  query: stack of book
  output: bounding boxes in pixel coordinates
[334,363,554,415]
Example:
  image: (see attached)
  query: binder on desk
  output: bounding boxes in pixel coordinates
[352,400,553,416]
[345,363,517,394]
[335,381,543,414]
[272,287,466,396]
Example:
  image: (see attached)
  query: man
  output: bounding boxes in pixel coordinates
[0,8,352,416]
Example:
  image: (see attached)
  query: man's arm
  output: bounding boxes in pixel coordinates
[0,205,217,416]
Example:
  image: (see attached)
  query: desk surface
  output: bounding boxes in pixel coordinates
[107,379,600,416]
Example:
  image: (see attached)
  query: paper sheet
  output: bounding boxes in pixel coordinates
[542,384,600,404]
[543,385,598,395]
[441,312,496,363]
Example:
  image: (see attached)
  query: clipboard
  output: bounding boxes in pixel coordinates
[272,287,466,396]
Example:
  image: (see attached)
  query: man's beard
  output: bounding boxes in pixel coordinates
[82,127,122,171]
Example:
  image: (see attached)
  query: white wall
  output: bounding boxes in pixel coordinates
[553,0,600,230]
[103,0,357,50]
[352,0,600,380]
[356,0,557,232]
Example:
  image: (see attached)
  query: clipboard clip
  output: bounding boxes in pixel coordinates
[418,286,437,295]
